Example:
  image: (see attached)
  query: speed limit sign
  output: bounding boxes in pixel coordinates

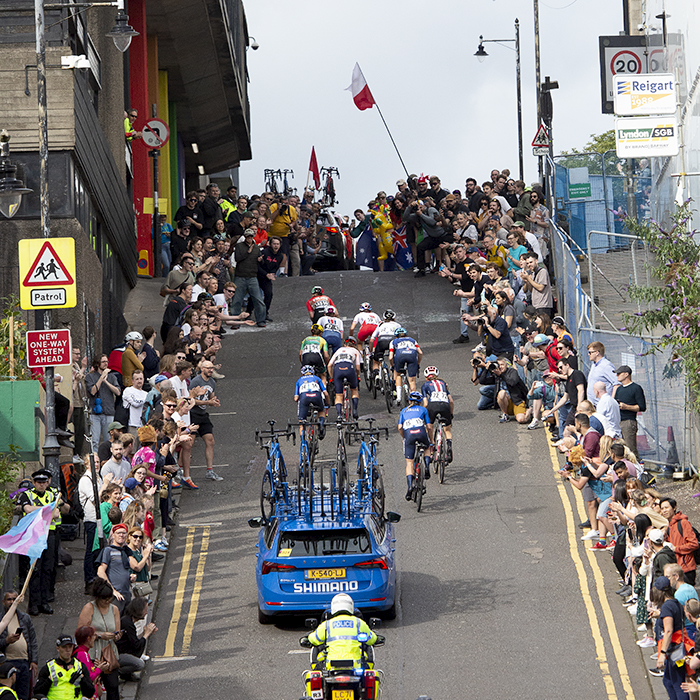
[599,36,651,114]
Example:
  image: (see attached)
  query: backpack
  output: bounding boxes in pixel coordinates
[676,520,700,565]
[141,392,161,425]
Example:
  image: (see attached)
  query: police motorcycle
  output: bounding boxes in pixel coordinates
[298,598,385,700]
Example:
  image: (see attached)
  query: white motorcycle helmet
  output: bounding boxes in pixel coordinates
[330,593,355,616]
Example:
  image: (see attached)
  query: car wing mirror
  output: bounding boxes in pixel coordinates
[248,517,264,528]
[386,511,401,524]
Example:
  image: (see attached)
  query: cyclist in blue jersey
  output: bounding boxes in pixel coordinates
[318,306,344,357]
[388,327,422,404]
[398,392,432,500]
[421,366,454,463]
[294,365,329,439]
[327,337,362,421]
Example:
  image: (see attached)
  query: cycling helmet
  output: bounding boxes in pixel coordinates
[311,286,324,295]
[408,391,423,403]
[330,593,355,616]
[359,302,372,312]
[345,336,357,345]
[383,309,396,321]
[301,365,315,375]
[326,306,336,315]
[394,327,406,337]
[424,366,439,378]
[310,324,323,334]
[125,331,143,342]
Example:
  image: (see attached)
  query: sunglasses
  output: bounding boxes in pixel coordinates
[130,534,143,539]
[164,403,177,409]
[187,198,197,202]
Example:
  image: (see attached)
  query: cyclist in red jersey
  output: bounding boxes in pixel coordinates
[350,302,381,344]
[306,286,336,323]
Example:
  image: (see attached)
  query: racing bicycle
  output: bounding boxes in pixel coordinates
[255,420,295,522]
[362,342,373,391]
[432,413,448,484]
[410,441,429,512]
[335,420,351,517]
[348,419,388,518]
[373,352,394,413]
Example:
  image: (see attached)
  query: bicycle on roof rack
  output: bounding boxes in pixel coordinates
[347,418,388,519]
[255,420,296,523]
[264,168,281,194]
[320,166,340,207]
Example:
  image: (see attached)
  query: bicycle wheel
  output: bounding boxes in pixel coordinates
[432,424,441,474]
[383,367,393,413]
[400,374,409,409]
[298,450,310,515]
[363,348,372,390]
[414,452,424,512]
[343,385,352,422]
[272,451,287,483]
[372,467,385,518]
[260,471,274,522]
[438,443,446,484]
[309,421,319,468]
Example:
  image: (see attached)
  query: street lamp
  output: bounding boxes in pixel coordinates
[474,19,524,181]
[0,131,33,219]
[106,7,139,53]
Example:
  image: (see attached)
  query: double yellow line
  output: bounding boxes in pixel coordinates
[548,439,635,700]
[163,526,211,657]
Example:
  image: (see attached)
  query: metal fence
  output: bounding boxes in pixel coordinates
[553,151,653,253]
[549,218,692,471]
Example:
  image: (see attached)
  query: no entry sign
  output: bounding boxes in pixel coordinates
[26,329,72,368]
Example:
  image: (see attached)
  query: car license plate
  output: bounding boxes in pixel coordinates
[305,568,346,580]
[331,691,354,700]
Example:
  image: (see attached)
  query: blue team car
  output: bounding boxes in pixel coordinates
[249,420,400,624]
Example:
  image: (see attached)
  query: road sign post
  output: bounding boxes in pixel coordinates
[142,117,169,279]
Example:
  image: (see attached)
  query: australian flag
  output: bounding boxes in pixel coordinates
[392,225,414,270]
[355,221,380,271]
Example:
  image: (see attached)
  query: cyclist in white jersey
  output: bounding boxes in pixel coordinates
[327,337,362,420]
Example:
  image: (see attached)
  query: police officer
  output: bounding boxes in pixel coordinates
[17,471,69,616]
[307,594,382,670]
[0,660,20,700]
[32,635,94,700]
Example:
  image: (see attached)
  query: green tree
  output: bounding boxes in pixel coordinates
[0,296,33,380]
[622,200,700,407]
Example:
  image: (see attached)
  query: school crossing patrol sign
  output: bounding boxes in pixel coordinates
[18,237,77,310]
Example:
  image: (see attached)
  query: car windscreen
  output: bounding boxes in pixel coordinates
[278,528,372,557]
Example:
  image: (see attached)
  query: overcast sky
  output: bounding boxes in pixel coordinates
[238,0,623,210]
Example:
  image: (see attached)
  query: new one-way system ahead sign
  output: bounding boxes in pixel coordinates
[18,237,76,310]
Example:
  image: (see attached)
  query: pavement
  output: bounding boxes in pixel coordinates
[16,269,672,700]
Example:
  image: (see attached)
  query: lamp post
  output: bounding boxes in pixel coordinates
[475,19,524,181]
[32,0,138,484]
[0,131,33,219]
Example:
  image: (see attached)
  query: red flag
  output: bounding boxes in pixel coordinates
[346,63,375,111]
[309,147,320,189]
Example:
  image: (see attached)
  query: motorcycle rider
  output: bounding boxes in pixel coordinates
[307,594,381,670]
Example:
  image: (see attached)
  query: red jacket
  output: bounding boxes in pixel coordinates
[666,511,699,573]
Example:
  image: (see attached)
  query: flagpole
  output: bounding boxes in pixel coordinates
[20,560,36,598]
[373,102,410,179]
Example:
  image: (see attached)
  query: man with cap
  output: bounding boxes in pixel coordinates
[230,229,267,328]
[228,209,255,241]
[526,371,557,430]
[159,248,195,304]
[640,528,677,586]
[511,221,541,261]
[471,350,498,410]
[96,523,134,613]
[33,635,94,700]
[0,660,20,700]
[612,365,647,459]
[0,591,37,700]
[97,422,126,468]
[17,472,69,616]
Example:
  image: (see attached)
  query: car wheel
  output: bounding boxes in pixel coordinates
[258,606,274,625]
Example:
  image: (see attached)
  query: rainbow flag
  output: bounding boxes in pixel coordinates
[0,500,55,562]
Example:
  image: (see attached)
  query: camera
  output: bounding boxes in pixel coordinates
[486,362,498,372]
[471,358,482,368]
[479,303,489,314]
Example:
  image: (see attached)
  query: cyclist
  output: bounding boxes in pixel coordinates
[318,305,344,357]
[421,366,454,462]
[370,309,401,380]
[294,365,329,439]
[306,286,336,323]
[397,391,432,500]
[299,324,330,384]
[327,337,362,421]
[350,303,381,344]
[388,327,422,404]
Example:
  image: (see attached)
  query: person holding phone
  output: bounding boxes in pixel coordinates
[0,592,35,700]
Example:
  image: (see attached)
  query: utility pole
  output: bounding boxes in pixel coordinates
[35,0,60,485]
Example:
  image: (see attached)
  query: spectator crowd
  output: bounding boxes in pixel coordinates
[4,165,697,700]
